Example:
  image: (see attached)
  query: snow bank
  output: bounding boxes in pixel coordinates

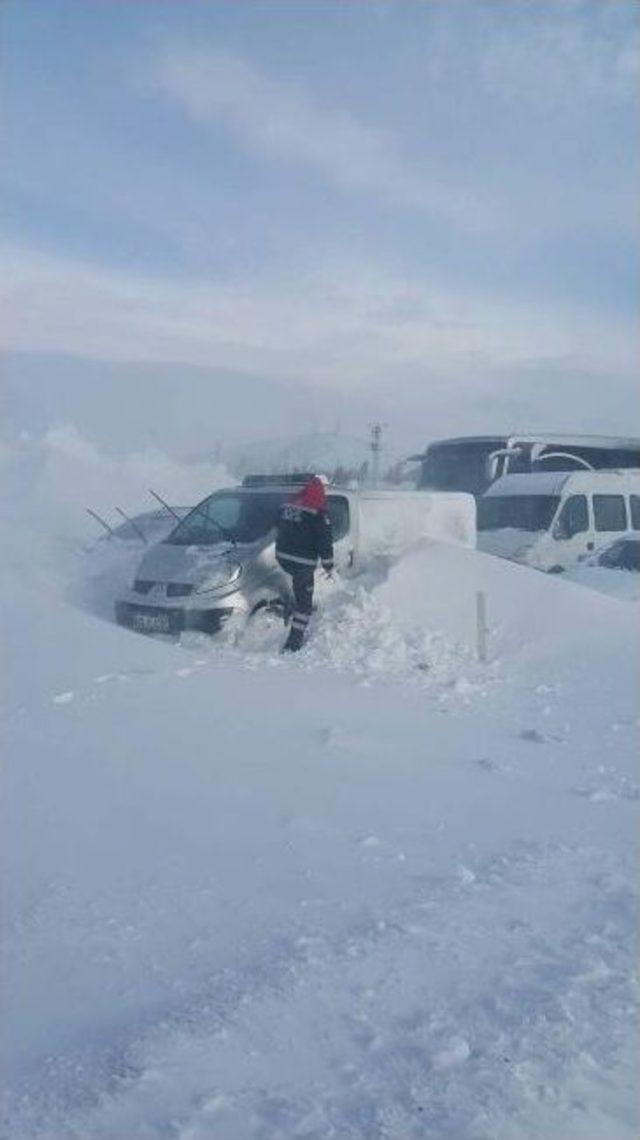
[356,490,475,560]
[377,539,633,662]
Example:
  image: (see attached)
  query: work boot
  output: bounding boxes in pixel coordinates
[282,626,304,653]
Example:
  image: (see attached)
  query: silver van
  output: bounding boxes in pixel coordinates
[115,475,475,636]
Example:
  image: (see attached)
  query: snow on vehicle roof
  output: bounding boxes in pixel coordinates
[486,469,640,497]
[485,472,571,496]
[507,433,640,449]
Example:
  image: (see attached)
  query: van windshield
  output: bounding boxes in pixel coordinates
[166,491,286,546]
[477,495,560,532]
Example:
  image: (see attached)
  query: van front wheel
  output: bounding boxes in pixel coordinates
[242,598,289,649]
[249,598,287,622]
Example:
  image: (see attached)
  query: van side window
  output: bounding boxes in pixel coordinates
[327,496,350,541]
[593,495,627,532]
[555,495,588,539]
[630,495,640,530]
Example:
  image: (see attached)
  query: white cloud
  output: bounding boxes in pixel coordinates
[2,243,636,404]
[152,45,488,229]
[478,6,639,111]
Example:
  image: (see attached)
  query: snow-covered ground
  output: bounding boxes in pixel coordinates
[562,562,640,603]
[2,433,638,1140]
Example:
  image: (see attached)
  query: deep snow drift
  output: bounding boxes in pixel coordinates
[1,432,638,1140]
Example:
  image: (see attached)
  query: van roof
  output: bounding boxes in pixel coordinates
[485,470,640,497]
[241,473,317,487]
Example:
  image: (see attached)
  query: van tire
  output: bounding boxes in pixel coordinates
[248,598,287,622]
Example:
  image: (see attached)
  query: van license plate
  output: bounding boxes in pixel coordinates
[133,612,171,633]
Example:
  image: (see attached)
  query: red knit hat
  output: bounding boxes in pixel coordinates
[293,476,326,511]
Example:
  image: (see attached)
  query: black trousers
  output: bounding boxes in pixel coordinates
[279,562,315,645]
[289,565,314,624]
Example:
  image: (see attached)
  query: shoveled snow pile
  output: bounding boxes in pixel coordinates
[1,433,638,1140]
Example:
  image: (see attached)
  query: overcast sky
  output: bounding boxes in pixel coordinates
[3,0,639,450]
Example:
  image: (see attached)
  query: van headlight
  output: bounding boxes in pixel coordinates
[195,562,242,594]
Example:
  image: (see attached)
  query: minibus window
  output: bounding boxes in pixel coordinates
[593,495,627,532]
[630,495,640,530]
[554,495,588,539]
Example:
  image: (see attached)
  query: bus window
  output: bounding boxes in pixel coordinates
[418,440,505,495]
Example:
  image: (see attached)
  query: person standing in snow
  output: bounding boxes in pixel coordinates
[276,476,334,652]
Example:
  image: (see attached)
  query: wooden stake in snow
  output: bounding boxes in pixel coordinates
[476,591,488,663]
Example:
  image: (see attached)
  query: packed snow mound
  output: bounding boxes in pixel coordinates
[564,560,640,602]
[378,539,634,661]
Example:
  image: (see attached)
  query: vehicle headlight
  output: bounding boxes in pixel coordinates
[195,562,242,594]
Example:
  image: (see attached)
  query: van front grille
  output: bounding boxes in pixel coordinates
[134,579,155,595]
[166,583,194,598]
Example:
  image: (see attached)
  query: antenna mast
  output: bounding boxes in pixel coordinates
[370,423,384,488]
[114,507,147,543]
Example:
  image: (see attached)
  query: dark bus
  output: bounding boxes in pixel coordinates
[411,434,640,498]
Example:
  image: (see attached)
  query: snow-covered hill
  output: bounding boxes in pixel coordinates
[2,351,316,458]
[2,433,638,1140]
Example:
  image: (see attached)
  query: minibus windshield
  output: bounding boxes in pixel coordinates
[477,495,560,532]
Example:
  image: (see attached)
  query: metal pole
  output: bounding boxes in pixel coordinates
[86,508,116,537]
[115,507,147,543]
[148,488,181,521]
[370,423,382,488]
[476,591,488,662]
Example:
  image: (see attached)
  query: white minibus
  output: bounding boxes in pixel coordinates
[477,469,640,572]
